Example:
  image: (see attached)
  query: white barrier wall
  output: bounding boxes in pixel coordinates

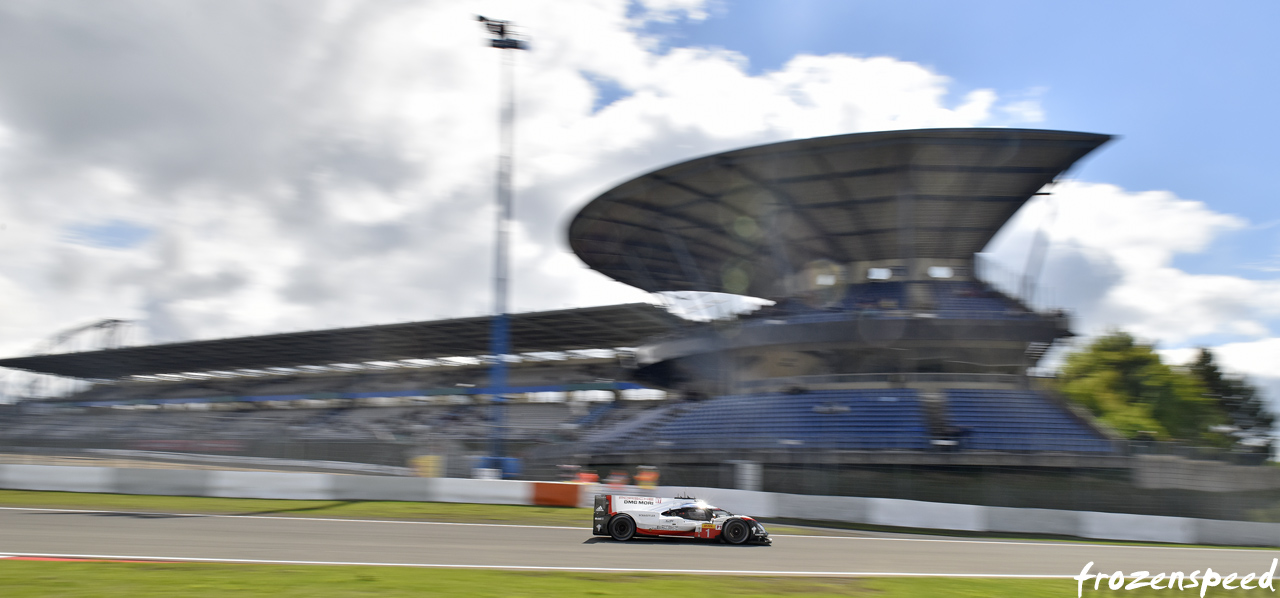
[115,468,209,496]
[3,464,114,493]
[1080,511,1196,544]
[1,463,1277,547]
[331,475,430,502]
[867,497,986,532]
[208,471,334,500]
[776,493,868,523]
[1194,518,1280,547]
[431,478,529,505]
[984,506,1080,537]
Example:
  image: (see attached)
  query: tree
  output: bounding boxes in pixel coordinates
[1187,348,1274,451]
[1057,332,1229,445]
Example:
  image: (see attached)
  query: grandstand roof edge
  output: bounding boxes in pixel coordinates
[0,303,685,380]
[567,127,1112,299]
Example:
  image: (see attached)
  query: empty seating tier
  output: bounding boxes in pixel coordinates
[652,389,931,451]
[945,389,1113,452]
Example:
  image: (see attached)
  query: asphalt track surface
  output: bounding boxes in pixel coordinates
[1,507,1278,578]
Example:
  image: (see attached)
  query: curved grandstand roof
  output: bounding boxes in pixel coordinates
[568,128,1110,299]
[0,304,681,380]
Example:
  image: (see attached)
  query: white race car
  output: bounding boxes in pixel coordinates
[592,494,771,545]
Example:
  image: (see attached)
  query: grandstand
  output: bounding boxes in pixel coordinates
[559,128,1117,461]
[23,127,1276,518]
[0,304,680,475]
[2,129,1116,458]
[5,127,1277,518]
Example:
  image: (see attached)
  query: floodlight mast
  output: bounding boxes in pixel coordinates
[478,16,527,464]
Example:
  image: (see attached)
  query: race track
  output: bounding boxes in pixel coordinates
[1,507,1276,578]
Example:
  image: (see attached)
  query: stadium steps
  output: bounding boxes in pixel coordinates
[944,389,1114,453]
[918,390,951,443]
[574,401,615,428]
[650,390,932,451]
[619,402,695,444]
[581,402,688,446]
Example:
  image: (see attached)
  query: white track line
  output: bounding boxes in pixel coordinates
[0,551,1072,577]
[1,506,1268,552]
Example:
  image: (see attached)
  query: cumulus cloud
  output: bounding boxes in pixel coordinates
[632,0,712,22]
[985,181,1280,403]
[996,86,1046,124]
[1161,340,1280,413]
[0,0,1275,414]
[0,0,1049,358]
[986,181,1280,342]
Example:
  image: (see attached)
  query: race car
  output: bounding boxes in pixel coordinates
[592,494,771,545]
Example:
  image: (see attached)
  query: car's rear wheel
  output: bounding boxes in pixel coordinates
[722,519,751,545]
[608,515,636,541]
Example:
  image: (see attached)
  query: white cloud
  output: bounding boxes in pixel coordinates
[633,0,712,22]
[0,0,1040,362]
[1161,339,1280,412]
[987,180,1280,405]
[987,181,1279,346]
[997,86,1047,124]
[0,0,1273,412]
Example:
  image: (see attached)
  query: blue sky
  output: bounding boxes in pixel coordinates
[619,1,1280,386]
[642,1,1280,281]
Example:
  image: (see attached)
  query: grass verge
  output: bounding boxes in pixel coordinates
[1,561,1235,598]
[0,489,829,535]
[0,489,593,526]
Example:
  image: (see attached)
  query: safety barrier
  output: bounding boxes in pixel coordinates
[1,463,1276,546]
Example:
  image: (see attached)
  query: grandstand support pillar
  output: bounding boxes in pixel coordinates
[897,179,921,311]
[479,16,528,461]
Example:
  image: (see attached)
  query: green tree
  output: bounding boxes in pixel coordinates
[1057,332,1229,445]
[1187,348,1274,451]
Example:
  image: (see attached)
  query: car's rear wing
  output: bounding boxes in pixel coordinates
[592,494,610,535]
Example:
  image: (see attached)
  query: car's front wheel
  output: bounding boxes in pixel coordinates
[722,519,751,545]
[608,515,636,541]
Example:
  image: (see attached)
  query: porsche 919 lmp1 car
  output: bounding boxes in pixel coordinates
[592,494,771,545]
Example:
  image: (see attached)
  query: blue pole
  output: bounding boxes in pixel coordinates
[480,17,526,464]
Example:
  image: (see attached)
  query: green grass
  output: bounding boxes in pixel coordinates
[2,562,1274,597]
[0,489,594,526]
[0,562,1185,597]
[0,489,829,535]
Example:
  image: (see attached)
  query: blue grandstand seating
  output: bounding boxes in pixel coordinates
[652,389,930,450]
[842,282,906,310]
[930,281,1024,318]
[945,389,1113,452]
[575,401,615,427]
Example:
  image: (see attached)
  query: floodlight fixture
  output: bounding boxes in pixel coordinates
[477,15,528,50]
